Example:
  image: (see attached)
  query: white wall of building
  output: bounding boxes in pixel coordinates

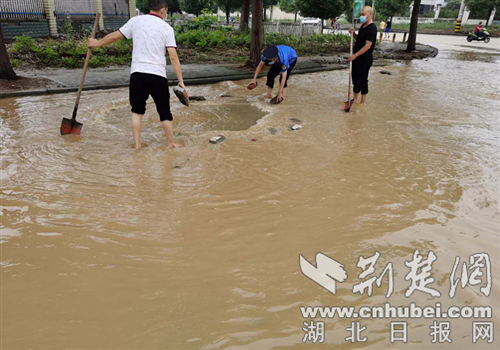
[216,6,304,22]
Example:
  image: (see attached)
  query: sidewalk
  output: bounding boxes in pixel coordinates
[0,60,356,99]
[0,42,437,99]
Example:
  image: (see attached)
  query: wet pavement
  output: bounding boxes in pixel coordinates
[10,60,328,91]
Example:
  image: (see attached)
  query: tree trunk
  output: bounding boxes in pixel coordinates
[239,0,250,31]
[485,7,492,27]
[226,6,230,24]
[249,0,264,67]
[264,7,267,21]
[406,0,421,52]
[294,11,297,23]
[0,25,18,81]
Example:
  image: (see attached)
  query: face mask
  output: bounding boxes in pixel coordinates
[360,16,367,23]
[264,58,276,66]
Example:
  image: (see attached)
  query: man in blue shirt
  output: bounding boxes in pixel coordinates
[249,45,298,104]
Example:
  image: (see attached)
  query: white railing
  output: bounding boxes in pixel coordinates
[0,0,45,19]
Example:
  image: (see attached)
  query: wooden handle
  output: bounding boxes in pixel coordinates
[72,13,100,120]
[348,33,353,100]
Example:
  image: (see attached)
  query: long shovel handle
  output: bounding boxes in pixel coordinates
[347,6,355,102]
[72,13,100,120]
[348,33,353,101]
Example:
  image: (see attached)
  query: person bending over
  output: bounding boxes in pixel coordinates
[249,45,298,104]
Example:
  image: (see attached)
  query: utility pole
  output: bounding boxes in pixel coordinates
[455,0,466,32]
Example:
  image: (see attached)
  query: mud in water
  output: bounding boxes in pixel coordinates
[1,46,499,349]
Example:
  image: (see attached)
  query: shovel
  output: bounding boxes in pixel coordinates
[342,31,354,112]
[60,13,100,135]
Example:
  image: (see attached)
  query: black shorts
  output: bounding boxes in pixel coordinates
[352,54,373,95]
[266,59,297,89]
[129,72,173,121]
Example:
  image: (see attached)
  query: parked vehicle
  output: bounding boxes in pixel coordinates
[301,18,327,26]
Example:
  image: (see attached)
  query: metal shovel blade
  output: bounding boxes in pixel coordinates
[61,118,83,135]
[342,99,354,112]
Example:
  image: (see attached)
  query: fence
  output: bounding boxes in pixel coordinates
[264,22,322,36]
[102,0,129,17]
[173,20,322,37]
[54,0,95,18]
[0,0,45,19]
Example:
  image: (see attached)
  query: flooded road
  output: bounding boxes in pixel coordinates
[1,42,499,349]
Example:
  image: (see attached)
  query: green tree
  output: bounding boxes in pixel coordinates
[264,0,278,21]
[181,0,215,15]
[249,0,263,66]
[136,0,149,13]
[240,0,251,30]
[168,0,182,14]
[296,0,349,30]
[136,0,182,14]
[279,0,300,22]
[374,0,412,20]
[465,0,500,26]
[216,0,241,23]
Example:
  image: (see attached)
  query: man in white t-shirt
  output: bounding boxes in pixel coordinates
[87,0,187,149]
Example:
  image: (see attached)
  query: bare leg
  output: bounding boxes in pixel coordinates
[360,94,367,106]
[266,86,273,99]
[353,92,360,103]
[132,113,143,149]
[161,120,178,148]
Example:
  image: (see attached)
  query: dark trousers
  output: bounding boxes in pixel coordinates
[129,72,172,121]
[266,59,297,89]
[352,54,373,95]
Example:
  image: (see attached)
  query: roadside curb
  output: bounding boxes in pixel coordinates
[0,63,385,100]
[389,30,499,38]
[430,46,439,58]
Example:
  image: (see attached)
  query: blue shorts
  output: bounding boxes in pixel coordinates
[384,28,390,33]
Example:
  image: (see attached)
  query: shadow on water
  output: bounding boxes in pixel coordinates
[102,97,268,133]
[176,102,268,132]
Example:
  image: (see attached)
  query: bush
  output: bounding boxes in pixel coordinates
[420,11,436,18]
[8,30,351,67]
[439,9,459,18]
[177,14,217,33]
[8,36,132,68]
[11,35,35,53]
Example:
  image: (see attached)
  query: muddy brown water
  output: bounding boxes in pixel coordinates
[1,48,499,349]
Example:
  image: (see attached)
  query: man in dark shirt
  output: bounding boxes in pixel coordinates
[348,6,377,106]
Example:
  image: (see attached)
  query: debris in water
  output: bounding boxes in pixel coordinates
[380,71,392,75]
[268,127,279,135]
[290,118,302,124]
[190,96,206,101]
[220,94,233,98]
[173,86,189,106]
[173,158,190,169]
[289,125,302,131]
[209,135,226,144]
[251,138,257,142]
